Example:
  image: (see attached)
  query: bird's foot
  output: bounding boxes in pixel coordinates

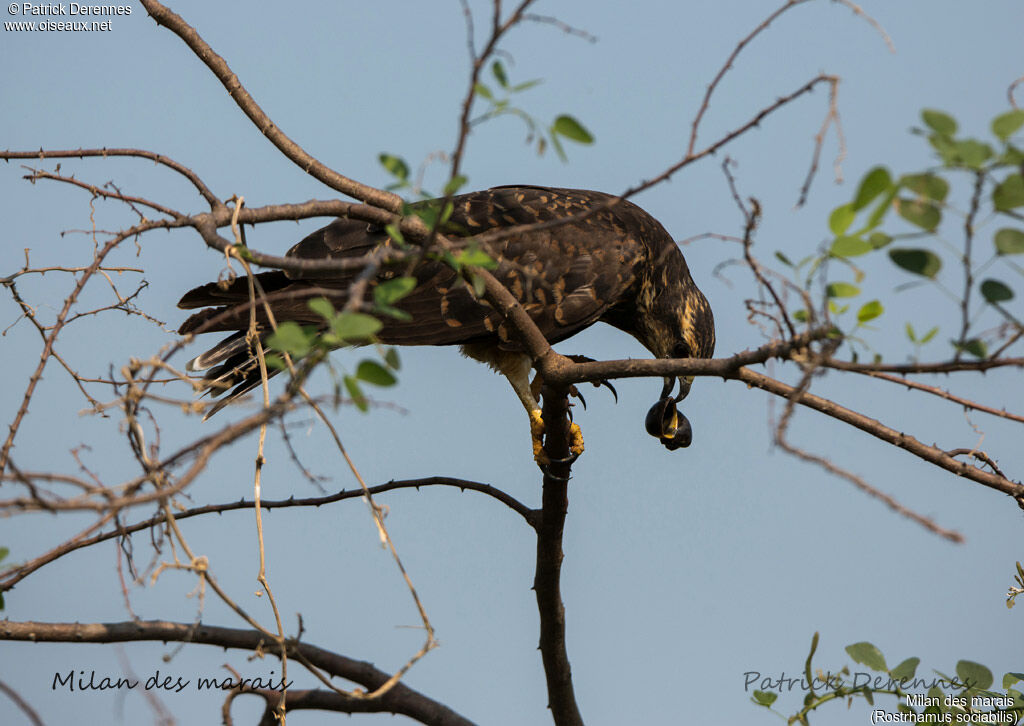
[530,409,547,464]
[530,410,585,466]
[565,355,618,405]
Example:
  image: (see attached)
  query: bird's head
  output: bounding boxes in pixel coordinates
[638,261,715,449]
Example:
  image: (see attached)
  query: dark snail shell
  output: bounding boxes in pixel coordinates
[644,397,692,450]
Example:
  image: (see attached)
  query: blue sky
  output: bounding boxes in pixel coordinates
[2,1,1022,724]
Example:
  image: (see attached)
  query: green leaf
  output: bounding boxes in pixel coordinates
[510,79,542,93]
[775,251,794,267]
[920,326,938,344]
[356,359,397,387]
[792,309,809,323]
[826,282,860,298]
[993,174,1024,210]
[330,312,382,342]
[384,347,401,371]
[374,276,417,306]
[385,222,405,245]
[831,235,873,258]
[1003,673,1024,690]
[895,198,941,230]
[491,60,508,88]
[995,228,1024,254]
[474,82,494,101]
[890,657,920,681]
[852,167,893,211]
[951,139,994,169]
[954,338,988,358]
[266,321,312,357]
[343,374,368,412]
[956,661,993,691]
[308,297,335,320]
[551,114,594,144]
[868,232,893,249]
[264,353,287,371]
[889,248,942,278]
[0,547,8,562]
[378,153,409,181]
[866,188,898,229]
[905,322,917,342]
[752,690,778,707]
[829,204,856,235]
[444,174,468,196]
[980,279,1014,303]
[901,173,949,202]
[857,300,884,323]
[846,642,887,672]
[455,247,498,270]
[992,109,1024,141]
[922,109,957,136]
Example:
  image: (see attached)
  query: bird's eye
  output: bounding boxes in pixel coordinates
[672,342,691,359]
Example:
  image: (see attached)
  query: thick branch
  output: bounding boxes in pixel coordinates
[533,385,584,726]
[0,620,474,726]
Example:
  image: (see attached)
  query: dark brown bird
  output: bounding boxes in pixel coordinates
[177,185,715,455]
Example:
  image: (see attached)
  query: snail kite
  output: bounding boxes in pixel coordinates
[177,185,715,456]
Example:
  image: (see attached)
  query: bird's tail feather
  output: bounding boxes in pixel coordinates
[187,331,281,420]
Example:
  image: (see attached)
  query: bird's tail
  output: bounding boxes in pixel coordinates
[185,330,280,420]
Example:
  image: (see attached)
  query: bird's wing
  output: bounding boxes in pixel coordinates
[178,187,647,348]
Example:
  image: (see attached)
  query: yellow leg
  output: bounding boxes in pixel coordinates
[530,409,547,464]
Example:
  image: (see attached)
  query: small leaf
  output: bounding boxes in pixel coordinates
[956,661,993,691]
[308,297,335,320]
[846,642,887,672]
[331,312,383,341]
[852,167,893,211]
[829,204,856,235]
[0,547,9,562]
[385,222,405,245]
[1003,673,1024,690]
[905,322,917,342]
[868,232,893,249]
[775,251,794,267]
[378,153,409,181]
[980,279,1013,303]
[831,235,873,258]
[995,228,1024,254]
[857,300,884,323]
[752,691,778,707]
[474,82,494,101]
[792,309,809,322]
[901,173,949,202]
[492,60,508,88]
[384,348,401,371]
[264,353,287,371]
[993,174,1024,210]
[992,109,1024,141]
[826,282,860,298]
[455,247,498,269]
[510,79,542,93]
[551,114,594,144]
[343,375,368,412]
[889,248,942,278]
[444,174,468,196]
[951,139,994,169]
[890,657,920,681]
[954,338,988,358]
[356,359,397,387]
[922,109,957,136]
[266,321,312,357]
[374,276,417,306]
[920,326,939,344]
[895,198,941,231]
